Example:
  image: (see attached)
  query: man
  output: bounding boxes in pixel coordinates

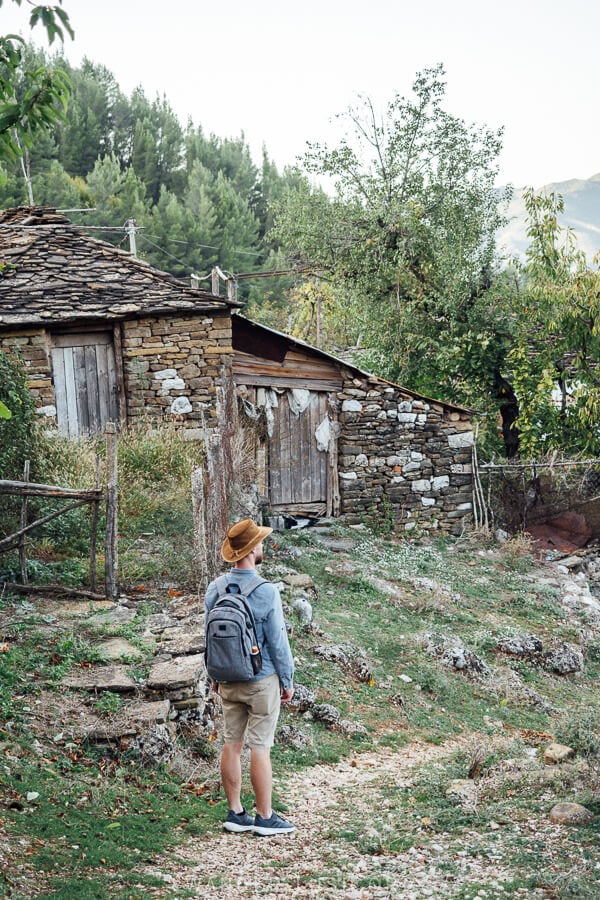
[205,518,296,836]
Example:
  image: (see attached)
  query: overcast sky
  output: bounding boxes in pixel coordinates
[4,0,599,188]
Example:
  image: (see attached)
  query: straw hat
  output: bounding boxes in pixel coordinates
[221,518,273,563]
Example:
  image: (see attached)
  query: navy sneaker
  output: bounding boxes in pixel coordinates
[253,811,296,836]
[223,808,254,833]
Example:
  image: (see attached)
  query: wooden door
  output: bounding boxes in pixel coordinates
[51,332,119,436]
[268,391,329,514]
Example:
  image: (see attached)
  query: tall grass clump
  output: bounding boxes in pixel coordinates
[116,422,203,536]
[16,423,205,586]
[555,706,600,757]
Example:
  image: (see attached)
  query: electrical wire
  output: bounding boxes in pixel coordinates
[136,232,197,272]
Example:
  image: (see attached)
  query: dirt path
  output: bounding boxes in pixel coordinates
[143,737,543,899]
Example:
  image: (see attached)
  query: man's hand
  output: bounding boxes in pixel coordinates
[280,687,294,704]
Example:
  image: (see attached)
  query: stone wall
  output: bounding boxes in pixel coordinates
[121,312,233,435]
[0,311,233,434]
[337,376,474,535]
[0,329,56,423]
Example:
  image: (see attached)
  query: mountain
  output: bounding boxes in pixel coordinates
[496,172,600,260]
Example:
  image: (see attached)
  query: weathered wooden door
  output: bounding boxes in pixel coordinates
[51,332,119,436]
[268,391,329,513]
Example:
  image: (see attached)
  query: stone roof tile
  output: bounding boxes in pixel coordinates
[0,206,237,326]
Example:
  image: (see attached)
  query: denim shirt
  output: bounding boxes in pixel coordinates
[204,568,295,690]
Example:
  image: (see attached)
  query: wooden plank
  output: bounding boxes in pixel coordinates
[269,501,327,516]
[309,395,321,501]
[312,399,323,500]
[279,395,292,504]
[84,345,100,434]
[19,460,29,585]
[112,323,127,426]
[0,480,101,499]
[233,370,342,391]
[299,398,312,502]
[62,347,79,436]
[74,345,90,434]
[0,499,92,552]
[319,395,329,498]
[51,347,69,436]
[328,394,341,517]
[105,423,119,600]
[106,341,120,423]
[268,395,283,505]
[96,342,112,428]
[53,332,112,348]
[234,346,345,379]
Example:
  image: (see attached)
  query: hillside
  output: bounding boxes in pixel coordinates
[497,172,600,259]
[0,525,599,897]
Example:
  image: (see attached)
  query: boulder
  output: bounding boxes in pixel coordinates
[131,724,175,765]
[544,743,576,765]
[277,724,312,749]
[445,779,478,805]
[292,596,313,624]
[284,573,316,589]
[548,802,595,825]
[312,703,341,726]
[289,684,316,712]
[543,643,584,675]
[497,633,543,657]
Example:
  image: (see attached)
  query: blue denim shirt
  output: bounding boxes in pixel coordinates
[205,568,295,690]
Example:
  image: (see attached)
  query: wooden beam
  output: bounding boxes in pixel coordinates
[1,582,107,601]
[0,480,101,500]
[0,498,92,553]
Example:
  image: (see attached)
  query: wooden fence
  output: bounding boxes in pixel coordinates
[0,423,119,600]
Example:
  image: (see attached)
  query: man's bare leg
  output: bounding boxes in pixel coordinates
[221,741,244,812]
[250,747,272,818]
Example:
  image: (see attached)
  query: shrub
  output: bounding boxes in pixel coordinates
[0,349,38,480]
[555,706,600,757]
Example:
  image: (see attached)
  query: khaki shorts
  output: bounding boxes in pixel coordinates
[219,674,281,749]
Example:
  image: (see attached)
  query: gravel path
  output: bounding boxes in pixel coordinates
[144,738,551,898]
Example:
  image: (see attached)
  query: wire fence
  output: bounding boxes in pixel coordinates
[478,456,600,533]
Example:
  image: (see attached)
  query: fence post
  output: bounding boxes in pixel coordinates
[19,460,30,584]
[191,466,209,595]
[105,423,119,600]
[89,455,101,593]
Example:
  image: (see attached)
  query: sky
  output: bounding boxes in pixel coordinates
[3,0,600,188]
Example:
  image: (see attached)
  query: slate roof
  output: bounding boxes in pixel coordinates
[0,207,236,327]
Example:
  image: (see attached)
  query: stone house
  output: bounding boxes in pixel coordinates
[0,207,475,534]
[232,317,475,535]
[0,207,237,437]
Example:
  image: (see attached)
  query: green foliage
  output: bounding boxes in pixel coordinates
[0,348,37,480]
[507,190,600,457]
[272,66,511,418]
[0,2,72,161]
[555,706,600,757]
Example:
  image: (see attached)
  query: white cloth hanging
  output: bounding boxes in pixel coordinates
[288,389,311,415]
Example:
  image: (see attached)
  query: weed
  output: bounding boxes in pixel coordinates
[555,706,600,756]
[93,692,123,716]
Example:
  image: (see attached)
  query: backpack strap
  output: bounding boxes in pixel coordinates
[234,573,268,600]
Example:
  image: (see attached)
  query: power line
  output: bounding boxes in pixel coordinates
[136,232,195,272]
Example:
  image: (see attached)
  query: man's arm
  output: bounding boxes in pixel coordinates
[262,586,294,693]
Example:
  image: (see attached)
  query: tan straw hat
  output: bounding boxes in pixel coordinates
[221,518,273,563]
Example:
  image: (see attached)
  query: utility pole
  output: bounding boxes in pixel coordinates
[126,218,137,257]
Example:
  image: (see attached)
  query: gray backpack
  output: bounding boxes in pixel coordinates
[205,574,267,683]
